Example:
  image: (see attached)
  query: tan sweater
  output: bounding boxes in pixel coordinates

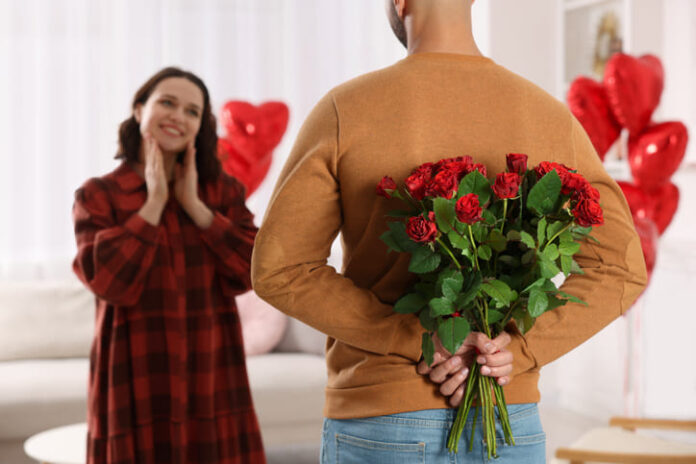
[251,53,648,419]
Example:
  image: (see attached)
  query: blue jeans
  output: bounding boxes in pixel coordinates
[321,403,545,463]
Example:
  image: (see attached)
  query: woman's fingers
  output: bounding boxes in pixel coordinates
[477,349,513,378]
[428,355,463,383]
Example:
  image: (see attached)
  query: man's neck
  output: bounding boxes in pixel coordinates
[406,14,482,57]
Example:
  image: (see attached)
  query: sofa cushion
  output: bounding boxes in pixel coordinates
[236,290,288,356]
[0,358,89,439]
[0,279,94,361]
[246,353,326,445]
[275,317,326,355]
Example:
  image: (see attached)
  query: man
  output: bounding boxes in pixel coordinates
[252,0,647,461]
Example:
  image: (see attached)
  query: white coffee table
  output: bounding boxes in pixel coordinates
[24,423,87,464]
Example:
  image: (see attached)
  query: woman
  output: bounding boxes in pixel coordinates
[72,67,265,464]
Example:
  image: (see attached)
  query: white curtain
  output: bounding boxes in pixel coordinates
[0,0,408,279]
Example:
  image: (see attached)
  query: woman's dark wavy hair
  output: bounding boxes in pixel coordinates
[115,67,221,184]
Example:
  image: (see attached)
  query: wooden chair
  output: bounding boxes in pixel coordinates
[554,417,696,463]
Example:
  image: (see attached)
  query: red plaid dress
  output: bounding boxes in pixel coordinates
[72,163,266,464]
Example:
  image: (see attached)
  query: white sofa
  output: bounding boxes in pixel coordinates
[0,279,327,464]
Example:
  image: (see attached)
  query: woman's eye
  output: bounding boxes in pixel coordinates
[187,109,199,117]
[160,99,173,106]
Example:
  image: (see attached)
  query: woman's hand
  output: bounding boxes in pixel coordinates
[174,140,199,211]
[417,331,514,407]
[144,132,168,205]
[175,140,213,229]
[138,132,168,225]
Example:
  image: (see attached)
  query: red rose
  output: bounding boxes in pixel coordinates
[455,193,483,224]
[435,156,473,179]
[471,163,488,177]
[492,172,521,199]
[376,176,397,199]
[561,172,587,196]
[413,162,435,178]
[426,169,458,199]
[574,182,600,201]
[572,198,604,227]
[405,172,429,200]
[506,153,528,174]
[406,212,438,243]
[534,161,573,187]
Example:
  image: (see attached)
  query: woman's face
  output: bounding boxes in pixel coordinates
[133,77,204,156]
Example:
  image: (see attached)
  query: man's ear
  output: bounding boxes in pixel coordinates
[133,103,142,123]
[393,0,406,20]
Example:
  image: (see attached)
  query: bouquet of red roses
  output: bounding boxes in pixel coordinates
[376,153,603,458]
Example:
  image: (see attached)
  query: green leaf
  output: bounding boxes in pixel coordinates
[437,317,471,355]
[523,277,546,293]
[429,297,454,317]
[447,230,470,251]
[521,249,535,265]
[498,255,520,267]
[472,222,488,242]
[478,244,492,261]
[433,197,456,232]
[561,254,572,276]
[386,210,416,218]
[506,230,522,241]
[419,310,437,331]
[527,170,562,216]
[546,221,566,243]
[537,217,548,247]
[488,229,507,252]
[558,291,588,306]
[559,241,581,256]
[441,274,464,302]
[547,294,567,311]
[538,255,561,279]
[481,279,514,306]
[414,282,436,299]
[519,230,536,249]
[458,170,491,205]
[393,293,427,314]
[516,311,536,335]
[528,288,548,317]
[543,243,560,261]
[409,247,441,274]
[379,230,403,253]
[388,221,419,253]
[422,333,435,366]
[559,231,574,244]
[570,259,585,275]
[487,310,504,324]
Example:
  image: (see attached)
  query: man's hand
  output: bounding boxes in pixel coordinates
[417,331,514,407]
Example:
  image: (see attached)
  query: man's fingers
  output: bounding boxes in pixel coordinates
[449,385,465,407]
[439,367,469,396]
[479,363,512,378]
[477,349,512,368]
[428,355,463,383]
[464,332,496,355]
[416,351,444,375]
[497,376,510,386]
[492,331,512,350]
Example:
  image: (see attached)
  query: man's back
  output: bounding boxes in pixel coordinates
[252,53,646,419]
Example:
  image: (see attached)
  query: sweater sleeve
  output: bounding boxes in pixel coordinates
[72,179,163,306]
[198,175,258,298]
[507,115,649,377]
[251,93,423,361]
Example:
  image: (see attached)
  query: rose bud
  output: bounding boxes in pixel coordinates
[376,176,397,199]
[492,172,521,199]
[455,193,483,225]
[506,153,528,174]
[406,212,438,243]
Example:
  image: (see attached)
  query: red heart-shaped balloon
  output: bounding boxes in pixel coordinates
[628,121,688,191]
[632,215,658,282]
[619,180,680,235]
[217,101,289,197]
[645,182,679,235]
[567,77,622,160]
[604,53,664,134]
[617,181,651,219]
[218,138,273,198]
[220,101,289,160]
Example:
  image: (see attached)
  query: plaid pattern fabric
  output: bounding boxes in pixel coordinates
[73,163,265,464]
